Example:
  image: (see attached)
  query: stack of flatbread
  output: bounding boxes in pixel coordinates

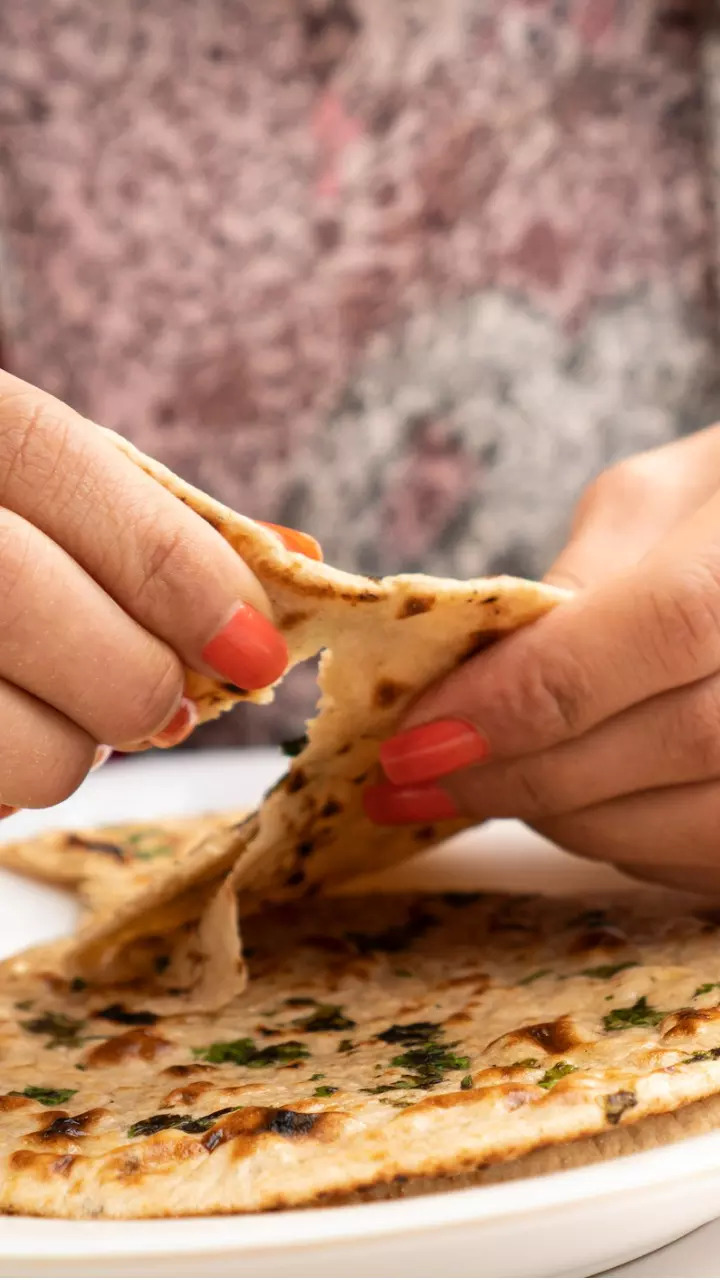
[1,437,720,1219]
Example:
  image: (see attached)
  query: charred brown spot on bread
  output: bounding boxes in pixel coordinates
[161,1081,215,1108]
[162,1063,216,1078]
[286,770,307,794]
[445,1011,473,1026]
[10,1149,80,1179]
[343,590,382,604]
[65,834,125,860]
[569,927,628,953]
[33,1108,106,1143]
[661,1007,720,1039]
[320,798,342,818]
[411,1082,535,1113]
[374,679,410,709]
[84,1028,170,1068]
[95,1004,159,1027]
[286,870,305,886]
[296,839,314,859]
[398,594,436,618]
[201,1105,338,1154]
[437,972,489,993]
[279,610,309,629]
[0,1094,32,1112]
[460,629,502,661]
[504,1016,582,1055]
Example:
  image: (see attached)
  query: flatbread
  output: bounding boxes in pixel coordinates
[0,812,246,919]
[43,430,567,1006]
[5,890,720,1218]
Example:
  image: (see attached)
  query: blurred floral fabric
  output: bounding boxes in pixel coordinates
[2,1,720,744]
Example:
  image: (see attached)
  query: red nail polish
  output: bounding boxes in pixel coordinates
[202,604,288,692]
[0,805,18,820]
[362,782,458,826]
[379,719,489,786]
[150,698,197,748]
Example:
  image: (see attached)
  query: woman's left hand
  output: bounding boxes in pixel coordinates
[364,426,720,893]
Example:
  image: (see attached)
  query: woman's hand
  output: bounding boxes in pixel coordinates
[366,427,720,893]
[0,371,287,813]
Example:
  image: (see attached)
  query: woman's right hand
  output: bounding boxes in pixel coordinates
[0,370,288,814]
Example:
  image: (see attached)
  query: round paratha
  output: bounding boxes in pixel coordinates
[4,891,720,1217]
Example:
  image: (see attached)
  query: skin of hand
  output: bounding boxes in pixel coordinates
[0,370,292,813]
[365,426,720,893]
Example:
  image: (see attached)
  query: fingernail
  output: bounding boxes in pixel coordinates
[202,603,288,691]
[91,745,112,772]
[0,805,18,820]
[257,522,324,562]
[149,697,198,748]
[362,781,458,826]
[379,719,489,786]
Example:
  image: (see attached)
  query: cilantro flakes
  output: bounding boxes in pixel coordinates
[10,1086,78,1107]
[694,982,720,999]
[537,1061,577,1090]
[684,1047,720,1064]
[602,996,666,1032]
[377,1022,440,1046]
[193,1038,309,1067]
[292,1004,356,1033]
[21,1011,87,1049]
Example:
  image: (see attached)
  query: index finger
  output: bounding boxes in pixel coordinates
[393,497,720,763]
[0,372,287,691]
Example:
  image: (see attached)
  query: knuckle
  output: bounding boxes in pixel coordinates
[480,649,590,752]
[517,655,588,741]
[679,683,720,775]
[508,763,555,818]
[581,455,666,519]
[107,649,183,745]
[0,392,74,500]
[132,522,192,612]
[0,514,35,627]
[26,740,95,809]
[643,573,720,678]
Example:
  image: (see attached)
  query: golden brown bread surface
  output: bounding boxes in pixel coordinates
[4,890,720,1217]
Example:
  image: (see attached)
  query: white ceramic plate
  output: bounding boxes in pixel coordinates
[1,748,720,1279]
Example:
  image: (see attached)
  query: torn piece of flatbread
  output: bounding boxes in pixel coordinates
[0,812,246,919]
[6,432,566,1007]
[4,891,720,1218]
[65,564,564,1008]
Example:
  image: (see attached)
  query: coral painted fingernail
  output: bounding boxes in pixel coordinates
[363,782,458,826]
[379,719,489,785]
[202,603,288,691]
[91,745,112,772]
[257,521,324,562]
[0,805,18,820]
[150,698,198,748]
